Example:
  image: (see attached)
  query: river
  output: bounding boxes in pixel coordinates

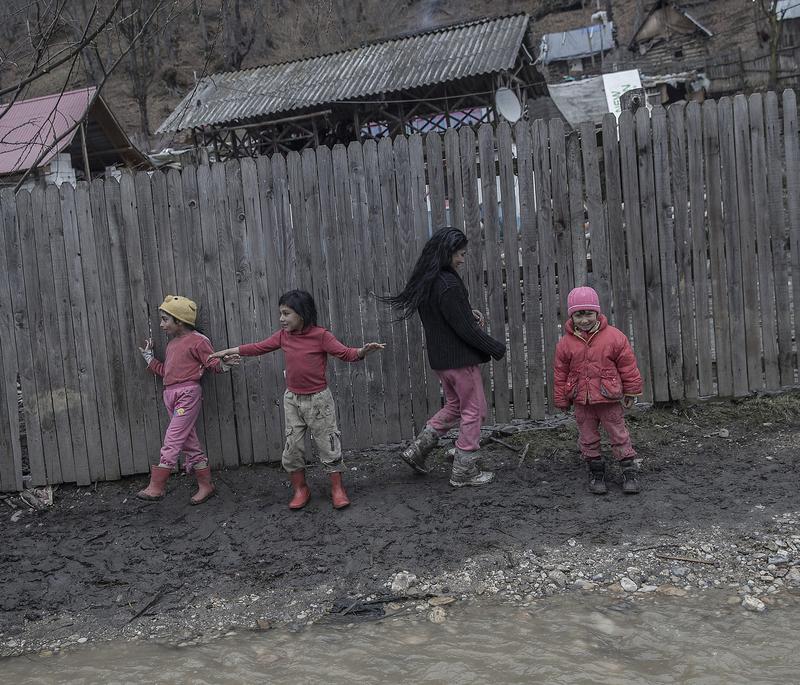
[4,590,799,684]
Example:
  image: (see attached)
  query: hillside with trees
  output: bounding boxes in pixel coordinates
[0,0,577,151]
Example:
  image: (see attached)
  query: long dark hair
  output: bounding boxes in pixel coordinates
[279,289,318,329]
[381,227,467,320]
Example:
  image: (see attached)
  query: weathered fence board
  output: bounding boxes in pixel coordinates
[618,111,653,402]
[718,97,750,395]
[478,124,511,423]
[764,93,793,386]
[515,120,545,418]
[748,94,780,389]
[253,155,288,461]
[733,95,764,389]
[636,108,670,402]
[601,115,628,333]
[686,102,715,396]
[652,106,684,400]
[702,100,735,397]
[549,119,574,320]
[0,191,24,491]
[30,186,72,482]
[409,134,442,418]
[784,90,800,383]
[579,123,611,310]
[196,165,238,468]
[180,165,223,463]
[60,184,105,483]
[376,137,414,439]
[497,122,527,419]
[667,104,699,399]
[533,119,559,408]
[2,91,800,491]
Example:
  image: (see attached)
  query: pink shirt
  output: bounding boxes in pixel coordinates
[239,326,362,394]
[148,330,223,386]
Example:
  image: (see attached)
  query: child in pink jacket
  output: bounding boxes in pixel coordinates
[553,286,643,495]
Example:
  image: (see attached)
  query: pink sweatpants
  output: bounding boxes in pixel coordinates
[574,402,636,461]
[158,381,207,472]
[427,366,487,452]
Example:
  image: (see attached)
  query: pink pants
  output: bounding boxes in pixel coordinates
[158,381,207,472]
[574,402,636,461]
[427,366,487,452]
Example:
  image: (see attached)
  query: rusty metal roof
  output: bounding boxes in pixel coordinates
[157,14,530,134]
[0,87,94,175]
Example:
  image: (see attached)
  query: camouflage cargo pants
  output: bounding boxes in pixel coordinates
[282,388,344,473]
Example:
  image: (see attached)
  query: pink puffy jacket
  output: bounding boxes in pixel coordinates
[553,314,643,409]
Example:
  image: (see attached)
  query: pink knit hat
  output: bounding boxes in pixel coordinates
[567,286,601,316]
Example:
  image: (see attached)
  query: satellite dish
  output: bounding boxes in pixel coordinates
[495,87,522,123]
[619,87,646,114]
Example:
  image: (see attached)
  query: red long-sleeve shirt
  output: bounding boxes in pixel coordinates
[239,326,362,394]
[148,330,224,386]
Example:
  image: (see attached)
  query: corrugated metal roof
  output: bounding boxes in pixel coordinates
[157,14,530,134]
[777,0,800,20]
[0,87,94,175]
[539,23,615,65]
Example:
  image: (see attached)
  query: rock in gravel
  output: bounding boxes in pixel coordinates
[573,579,597,591]
[741,595,766,612]
[548,570,568,587]
[391,571,418,593]
[671,566,689,578]
[427,607,447,624]
[785,568,800,585]
[428,596,456,607]
[657,585,688,597]
[620,577,638,592]
[768,555,790,566]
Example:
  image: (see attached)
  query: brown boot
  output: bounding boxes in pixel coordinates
[136,465,171,500]
[190,466,216,505]
[288,469,311,510]
[400,426,439,474]
[329,472,350,509]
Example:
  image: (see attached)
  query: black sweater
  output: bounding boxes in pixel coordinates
[418,270,506,370]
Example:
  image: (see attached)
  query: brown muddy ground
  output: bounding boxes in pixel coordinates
[1,392,798,655]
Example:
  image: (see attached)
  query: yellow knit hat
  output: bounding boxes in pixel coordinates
[159,295,197,327]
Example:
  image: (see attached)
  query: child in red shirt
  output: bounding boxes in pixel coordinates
[137,295,232,504]
[553,287,643,495]
[209,289,384,510]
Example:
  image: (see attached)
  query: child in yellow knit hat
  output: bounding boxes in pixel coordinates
[137,295,234,504]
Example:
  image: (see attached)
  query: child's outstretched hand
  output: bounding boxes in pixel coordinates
[208,348,238,362]
[358,342,386,358]
[622,395,637,409]
[138,338,154,365]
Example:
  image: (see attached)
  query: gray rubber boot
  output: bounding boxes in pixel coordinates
[587,459,608,495]
[400,426,440,474]
[620,458,641,494]
[449,448,494,487]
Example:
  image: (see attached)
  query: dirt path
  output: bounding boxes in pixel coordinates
[1,393,798,655]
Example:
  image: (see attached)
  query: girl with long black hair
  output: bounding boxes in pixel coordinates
[383,227,505,487]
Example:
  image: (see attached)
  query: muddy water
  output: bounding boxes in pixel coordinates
[5,591,800,684]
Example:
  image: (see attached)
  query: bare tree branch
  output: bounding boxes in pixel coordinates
[0,0,74,120]
[13,0,164,193]
[0,0,124,100]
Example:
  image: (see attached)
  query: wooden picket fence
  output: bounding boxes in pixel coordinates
[0,90,799,492]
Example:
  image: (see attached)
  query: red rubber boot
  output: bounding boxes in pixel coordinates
[288,469,311,510]
[136,465,171,500]
[329,472,350,509]
[190,466,216,505]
